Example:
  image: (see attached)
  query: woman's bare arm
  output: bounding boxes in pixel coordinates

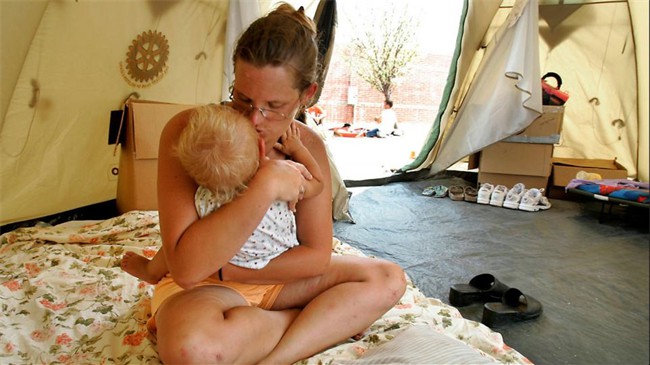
[157,110,306,288]
[222,123,334,284]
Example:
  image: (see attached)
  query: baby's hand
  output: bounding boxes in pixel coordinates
[274,122,303,156]
[256,157,308,212]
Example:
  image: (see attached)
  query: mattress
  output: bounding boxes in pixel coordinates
[0,211,531,364]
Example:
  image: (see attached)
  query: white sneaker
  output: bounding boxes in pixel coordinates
[519,188,545,212]
[489,185,508,207]
[477,183,494,204]
[503,183,526,209]
[537,195,552,210]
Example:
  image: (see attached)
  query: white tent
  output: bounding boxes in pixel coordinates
[426,0,543,175]
[407,0,648,185]
[1,1,231,225]
[1,0,647,226]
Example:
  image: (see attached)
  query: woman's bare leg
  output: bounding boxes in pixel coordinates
[155,285,299,365]
[260,255,407,364]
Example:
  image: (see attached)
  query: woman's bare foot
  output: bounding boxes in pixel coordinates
[121,251,161,284]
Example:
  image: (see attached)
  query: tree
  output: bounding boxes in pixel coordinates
[348,6,419,101]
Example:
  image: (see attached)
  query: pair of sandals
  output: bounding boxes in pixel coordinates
[447,185,478,201]
[422,185,448,198]
[422,185,479,201]
[449,273,543,327]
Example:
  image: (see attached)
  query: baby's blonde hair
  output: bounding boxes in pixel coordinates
[176,104,260,205]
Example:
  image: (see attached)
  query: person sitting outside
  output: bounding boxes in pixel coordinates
[366,99,399,138]
[332,122,366,137]
[306,104,326,125]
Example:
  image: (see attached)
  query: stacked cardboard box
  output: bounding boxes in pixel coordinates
[478,106,564,190]
[116,100,196,213]
[548,157,628,199]
[550,157,628,186]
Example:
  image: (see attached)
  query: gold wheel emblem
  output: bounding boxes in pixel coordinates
[121,30,169,86]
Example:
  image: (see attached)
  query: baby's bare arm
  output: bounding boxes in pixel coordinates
[274,122,324,198]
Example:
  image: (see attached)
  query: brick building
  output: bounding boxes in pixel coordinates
[315,44,453,126]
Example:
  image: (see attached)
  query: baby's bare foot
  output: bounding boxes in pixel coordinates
[352,327,370,341]
[121,251,159,284]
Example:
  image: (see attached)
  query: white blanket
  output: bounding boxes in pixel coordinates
[0,211,531,364]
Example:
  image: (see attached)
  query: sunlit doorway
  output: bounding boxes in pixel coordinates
[270,0,464,181]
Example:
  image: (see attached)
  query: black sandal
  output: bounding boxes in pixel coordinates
[481,288,543,327]
[448,273,509,307]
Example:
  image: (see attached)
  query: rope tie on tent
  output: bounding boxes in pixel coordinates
[112,92,140,156]
[1,79,41,157]
[612,119,625,140]
[29,79,40,108]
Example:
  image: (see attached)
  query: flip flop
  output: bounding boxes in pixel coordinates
[432,185,448,198]
[422,185,448,198]
[448,273,510,307]
[481,288,543,327]
[464,186,478,202]
[448,185,464,201]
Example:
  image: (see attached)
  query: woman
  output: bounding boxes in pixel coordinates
[152,4,406,364]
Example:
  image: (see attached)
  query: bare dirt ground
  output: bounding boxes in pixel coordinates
[318,120,432,181]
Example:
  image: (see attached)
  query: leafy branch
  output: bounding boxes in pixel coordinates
[348,6,419,101]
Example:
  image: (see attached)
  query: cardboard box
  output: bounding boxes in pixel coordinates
[478,142,553,190]
[480,142,554,177]
[478,172,550,190]
[519,105,564,137]
[550,157,628,187]
[467,152,480,170]
[116,100,196,213]
[470,106,563,182]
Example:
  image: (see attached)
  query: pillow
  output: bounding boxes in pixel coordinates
[340,325,499,364]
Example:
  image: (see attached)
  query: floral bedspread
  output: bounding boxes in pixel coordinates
[0,211,531,364]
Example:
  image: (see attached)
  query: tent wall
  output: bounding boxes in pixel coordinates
[1,0,647,226]
[630,0,648,182]
[427,0,542,175]
[539,0,640,178]
[421,0,648,182]
[0,1,47,125]
[220,1,262,100]
[1,1,229,225]
[402,0,502,173]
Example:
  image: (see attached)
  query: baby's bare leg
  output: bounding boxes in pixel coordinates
[121,249,169,284]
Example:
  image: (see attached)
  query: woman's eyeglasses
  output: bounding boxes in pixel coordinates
[229,94,298,121]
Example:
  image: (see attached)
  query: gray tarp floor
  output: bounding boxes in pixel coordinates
[333,175,649,365]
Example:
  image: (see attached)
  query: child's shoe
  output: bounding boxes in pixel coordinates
[503,183,526,209]
[518,188,549,212]
[477,183,494,205]
[489,185,508,207]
